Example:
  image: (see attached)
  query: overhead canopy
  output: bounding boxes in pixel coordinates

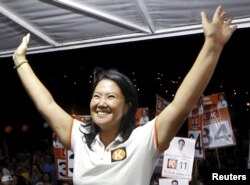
[1,0,250,58]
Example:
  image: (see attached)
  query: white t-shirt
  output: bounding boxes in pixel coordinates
[71,118,161,185]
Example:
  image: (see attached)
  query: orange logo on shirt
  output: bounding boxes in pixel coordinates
[111,147,127,162]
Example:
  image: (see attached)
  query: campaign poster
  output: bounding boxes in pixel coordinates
[135,107,149,126]
[156,94,169,115]
[202,92,236,149]
[159,178,189,185]
[188,96,205,159]
[162,137,195,180]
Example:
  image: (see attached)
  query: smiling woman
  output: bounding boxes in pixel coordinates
[86,68,138,148]
[1,5,250,184]
[8,6,242,185]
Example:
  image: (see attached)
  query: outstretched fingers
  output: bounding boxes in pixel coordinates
[215,6,236,29]
[17,34,30,53]
[212,5,223,22]
[23,33,30,45]
[201,5,226,25]
[201,6,237,45]
[19,33,30,52]
[13,33,30,61]
[200,11,208,27]
[225,18,232,26]
[224,16,237,30]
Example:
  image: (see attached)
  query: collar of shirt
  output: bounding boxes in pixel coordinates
[91,133,124,151]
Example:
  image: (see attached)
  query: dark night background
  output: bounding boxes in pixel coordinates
[0,27,249,168]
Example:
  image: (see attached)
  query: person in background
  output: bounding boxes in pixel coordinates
[217,93,228,109]
[171,179,178,185]
[29,164,43,185]
[177,139,185,153]
[42,172,52,185]
[11,175,18,185]
[16,175,28,185]
[12,6,236,185]
[139,108,149,125]
[166,138,188,157]
[1,175,14,185]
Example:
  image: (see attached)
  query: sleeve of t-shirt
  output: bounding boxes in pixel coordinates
[131,117,161,159]
[71,119,88,152]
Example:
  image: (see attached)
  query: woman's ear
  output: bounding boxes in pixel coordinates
[128,102,132,108]
[124,102,132,114]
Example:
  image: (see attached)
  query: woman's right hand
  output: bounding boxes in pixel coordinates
[13,33,30,65]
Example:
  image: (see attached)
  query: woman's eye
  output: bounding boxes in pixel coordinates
[108,95,115,99]
[93,94,100,98]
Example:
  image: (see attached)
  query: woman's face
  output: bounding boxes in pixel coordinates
[90,79,129,131]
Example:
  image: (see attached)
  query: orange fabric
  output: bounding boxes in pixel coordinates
[68,118,74,150]
[154,118,168,152]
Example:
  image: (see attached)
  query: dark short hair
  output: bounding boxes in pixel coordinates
[218,93,225,98]
[178,139,185,144]
[81,68,139,149]
[172,179,178,184]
